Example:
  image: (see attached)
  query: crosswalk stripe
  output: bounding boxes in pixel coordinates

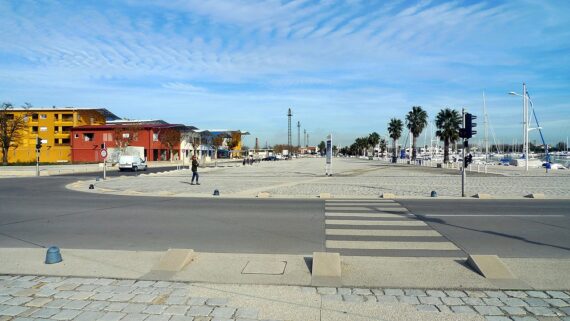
[325,212,411,218]
[326,240,460,250]
[326,229,442,237]
[326,200,395,202]
[327,201,400,206]
[325,206,406,211]
[325,219,426,226]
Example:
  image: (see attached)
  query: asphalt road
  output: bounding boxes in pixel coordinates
[399,199,570,258]
[0,177,324,254]
[1,176,569,258]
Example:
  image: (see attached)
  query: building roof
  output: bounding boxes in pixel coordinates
[9,107,121,121]
[198,129,250,135]
[72,123,188,131]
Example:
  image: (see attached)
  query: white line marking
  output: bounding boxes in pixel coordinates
[326,229,442,237]
[326,240,459,250]
[326,212,411,218]
[422,214,564,217]
[325,206,406,211]
[325,220,426,226]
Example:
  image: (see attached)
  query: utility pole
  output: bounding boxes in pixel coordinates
[304,129,307,147]
[461,108,466,197]
[297,121,301,148]
[287,108,292,153]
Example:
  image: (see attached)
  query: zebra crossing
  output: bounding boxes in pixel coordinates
[324,199,465,257]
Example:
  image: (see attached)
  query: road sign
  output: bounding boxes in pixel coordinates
[325,134,332,176]
[100,149,108,159]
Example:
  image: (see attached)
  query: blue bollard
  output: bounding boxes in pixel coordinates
[431,191,438,197]
[213,189,220,196]
[45,246,63,264]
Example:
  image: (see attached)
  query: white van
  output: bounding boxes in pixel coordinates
[118,155,148,171]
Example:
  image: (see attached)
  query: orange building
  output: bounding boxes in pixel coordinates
[0,107,119,164]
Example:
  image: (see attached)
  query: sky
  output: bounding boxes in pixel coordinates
[1,0,569,148]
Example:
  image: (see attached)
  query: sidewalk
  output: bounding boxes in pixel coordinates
[69,158,570,199]
[0,159,241,177]
[1,248,569,321]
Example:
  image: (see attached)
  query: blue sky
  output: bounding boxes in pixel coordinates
[1,0,569,148]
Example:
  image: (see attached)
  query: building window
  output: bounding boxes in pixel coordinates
[39,127,48,132]
[84,133,94,141]
[6,114,14,120]
[62,126,72,132]
[153,133,159,142]
[122,133,130,139]
[62,114,73,122]
[32,114,38,121]
[31,126,38,133]
[103,133,113,142]
[61,138,70,145]
[54,114,59,121]
[74,134,79,139]
[40,114,47,119]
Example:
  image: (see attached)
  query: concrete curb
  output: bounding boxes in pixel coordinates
[1,248,569,290]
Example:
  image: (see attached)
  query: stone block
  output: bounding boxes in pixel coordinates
[153,249,194,272]
[381,193,396,199]
[257,192,271,198]
[473,193,493,199]
[467,255,516,279]
[319,193,332,199]
[311,252,341,287]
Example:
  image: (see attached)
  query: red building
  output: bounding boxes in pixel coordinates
[71,122,186,163]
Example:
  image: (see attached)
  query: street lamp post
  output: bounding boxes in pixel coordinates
[509,83,531,171]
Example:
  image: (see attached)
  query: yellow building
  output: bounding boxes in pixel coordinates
[1,107,119,164]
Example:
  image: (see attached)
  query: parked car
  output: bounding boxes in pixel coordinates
[119,155,148,171]
[262,156,278,161]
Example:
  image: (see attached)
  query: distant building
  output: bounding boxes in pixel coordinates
[71,121,187,163]
[0,107,119,164]
[202,129,250,158]
[299,146,318,154]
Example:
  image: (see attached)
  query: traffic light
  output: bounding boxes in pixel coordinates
[36,137,42,150]
[459,128,468,139]
[463,154,473,167]
[465,113,477,138]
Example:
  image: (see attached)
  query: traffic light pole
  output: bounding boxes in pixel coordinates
[462,108,466,198]
[36,149,40,177]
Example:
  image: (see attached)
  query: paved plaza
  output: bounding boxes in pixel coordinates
[72,158,570,199]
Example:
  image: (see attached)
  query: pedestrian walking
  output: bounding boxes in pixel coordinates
[191,155,200,185]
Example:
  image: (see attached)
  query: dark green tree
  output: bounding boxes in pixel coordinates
[405,106,428,161]
[387,118,404,160]
[435,108,462,163]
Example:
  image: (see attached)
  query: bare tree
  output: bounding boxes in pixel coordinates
[0,102,31,165]
[211,134,225,159]
[158,128,181,161]
[113,125,141,154]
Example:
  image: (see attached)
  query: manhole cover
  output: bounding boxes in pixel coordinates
[241,260,287,275]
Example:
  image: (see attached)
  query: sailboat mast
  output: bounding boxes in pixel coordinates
[483,91,489,161]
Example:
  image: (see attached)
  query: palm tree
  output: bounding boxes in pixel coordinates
[355,137,367,156]
[379,138,387,158]
[368,132,380,156]
[387,118,403,160]
[435,108,462,163]
[406,106,428,160]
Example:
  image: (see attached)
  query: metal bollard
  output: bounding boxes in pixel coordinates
[45,246,63,264]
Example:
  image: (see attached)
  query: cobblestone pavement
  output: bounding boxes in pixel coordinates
[2,275,570,321]
[0,275,268,321]
[77,158,570,199]
[309,286,570,321]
